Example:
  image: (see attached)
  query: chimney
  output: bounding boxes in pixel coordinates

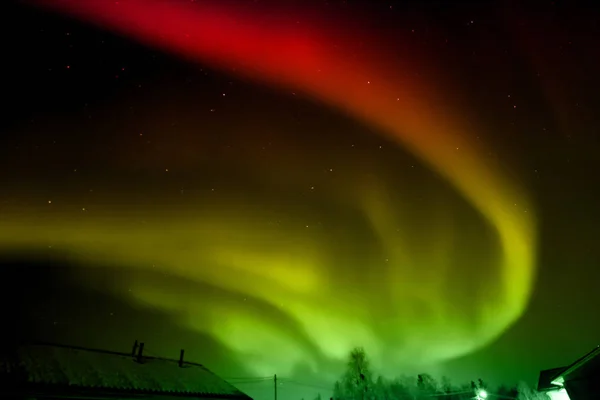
[179,349,185,367]
[131,340,139,357]
[137,342,145,363]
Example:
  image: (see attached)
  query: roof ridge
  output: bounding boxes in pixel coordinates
[25,341,209,368]
[549,345,600,385]
[558,345,600,378]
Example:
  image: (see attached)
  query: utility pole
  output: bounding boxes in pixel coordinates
[274,374,277,400]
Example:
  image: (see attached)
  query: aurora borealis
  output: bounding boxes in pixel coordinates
[1,0,599,398]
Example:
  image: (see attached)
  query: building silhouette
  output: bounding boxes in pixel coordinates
[537,345,600,400]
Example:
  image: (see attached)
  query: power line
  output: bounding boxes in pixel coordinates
[225,376,274,381]
[222,373,517,400]
[279,378,333,391]
[425,390,473,397]
[229,379,275,385]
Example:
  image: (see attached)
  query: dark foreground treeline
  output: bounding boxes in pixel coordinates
[310,348,548,400]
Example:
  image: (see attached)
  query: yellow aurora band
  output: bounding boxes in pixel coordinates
[7,0,537,377]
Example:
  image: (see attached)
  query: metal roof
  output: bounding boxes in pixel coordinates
[552,345,600,384]
[0,342,252,399]
[537,345,600,392]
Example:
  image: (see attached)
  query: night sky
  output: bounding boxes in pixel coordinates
[1,0,599,399]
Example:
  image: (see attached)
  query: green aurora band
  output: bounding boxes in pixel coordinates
[2,0,538,378]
